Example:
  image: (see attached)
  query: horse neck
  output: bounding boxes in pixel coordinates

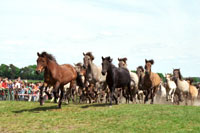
[107,63,115,75]
[46,59,59,76]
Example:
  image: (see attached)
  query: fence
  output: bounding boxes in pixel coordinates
[0,88,39,101]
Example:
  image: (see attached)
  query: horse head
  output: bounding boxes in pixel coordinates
[83,52,94,69]
[101,56,113,75]
[36,52,57,74]
[36,52,48,74]
[136,66,144,77]
[145,59,154,75]
[74,62,83,73]
[173,68,183,80]
[118,57,127,68]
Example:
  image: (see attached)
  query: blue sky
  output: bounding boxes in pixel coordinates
[0,0,200,77]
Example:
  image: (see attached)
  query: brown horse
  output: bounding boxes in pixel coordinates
[143,59,161,104]
[36,52,77,108]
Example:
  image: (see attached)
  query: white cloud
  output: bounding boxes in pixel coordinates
[0,0,200,76]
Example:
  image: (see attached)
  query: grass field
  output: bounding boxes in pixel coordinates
[0,101,200,133]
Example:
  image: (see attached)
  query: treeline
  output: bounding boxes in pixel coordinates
[0,64,43,80]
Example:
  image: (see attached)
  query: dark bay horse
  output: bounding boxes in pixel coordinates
[143,59,161,104]
[101,56,131,106]
[36,52,77,108]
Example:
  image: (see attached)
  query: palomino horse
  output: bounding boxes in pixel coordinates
[165,73,176,103]
[118,57,139,102]
[101,56,131,105]
[143,59,161,104]
[186,78,198,105]
[173,69,189,105]
[36,52,77,108]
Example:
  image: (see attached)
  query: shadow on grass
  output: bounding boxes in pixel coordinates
[13,105,58,113]
[81,103,115,108]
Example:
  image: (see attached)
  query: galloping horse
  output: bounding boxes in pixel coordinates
[118,57,139,102]
[173,69,189,105]
[186,78,198,105]
[143,59,161,104]
[136,66,145,102]
[165,73,176,103]
[36,52,77,108]
[83,52,107,102]
[101,56,131,105]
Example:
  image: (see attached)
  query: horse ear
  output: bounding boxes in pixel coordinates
[102,56,105,60]
[37,52,40,57]
[118,58,120,61]
[151,60,154,65]
[83,52,85,56]
[145,59,147,63]
[124,58,127,61]
[109,58,113,62]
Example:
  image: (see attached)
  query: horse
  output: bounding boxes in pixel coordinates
[173,69,189,105]
[36,52,77,108]
[136,66,145,103]
[143,59,161,104]
[101,56,131,106]
[186,78,198,105]
[74,62,87,103]
[118,57,139,103]
[83,52,107,103]
[165,73,177,103]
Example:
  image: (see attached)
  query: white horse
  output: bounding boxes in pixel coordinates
[165,74,176,103]
[173,69,189,105]
[156,83,167,102]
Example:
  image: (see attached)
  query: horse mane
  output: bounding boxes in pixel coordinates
[104,56,113,62]
[118,57,127,63]
[85,52,94,60]
[75,62,83,67]
[41,52,57,63]
[186,78,194,85]
[137,66,144,72]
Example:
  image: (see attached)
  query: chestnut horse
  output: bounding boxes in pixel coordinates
[36,52,77,108]
[143,59,161,104]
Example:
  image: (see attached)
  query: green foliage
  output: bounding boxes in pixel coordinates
[1,101,200,132]
[157,73,166,82]
[0,64,43,80]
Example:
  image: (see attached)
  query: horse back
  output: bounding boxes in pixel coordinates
[150,72,161,87]
[59,64,77,83]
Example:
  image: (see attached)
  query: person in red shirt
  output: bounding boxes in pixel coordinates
[2,80,8,89]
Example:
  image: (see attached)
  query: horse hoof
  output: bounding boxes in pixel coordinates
[109,105,112,108]
[40,101,44,106]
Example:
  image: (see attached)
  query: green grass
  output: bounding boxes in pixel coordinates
[0,101,200,133]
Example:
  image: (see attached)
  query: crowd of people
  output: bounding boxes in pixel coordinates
[0,77,42,102]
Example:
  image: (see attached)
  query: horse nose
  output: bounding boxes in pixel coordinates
[36,70,40,75]
[101,71,105,75]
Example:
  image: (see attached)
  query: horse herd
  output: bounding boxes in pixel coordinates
[36,52,199,108]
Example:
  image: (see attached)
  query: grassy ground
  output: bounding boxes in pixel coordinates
[0,101,200,133]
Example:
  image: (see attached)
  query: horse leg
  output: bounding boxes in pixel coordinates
[58,86,64,108]
[144,89,149,104]
[53,82,60,105]
[109,86,115,106]
[44,86,52,100]
[39,85,44,106]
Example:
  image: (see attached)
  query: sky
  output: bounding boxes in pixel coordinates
[0,0,200,77]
